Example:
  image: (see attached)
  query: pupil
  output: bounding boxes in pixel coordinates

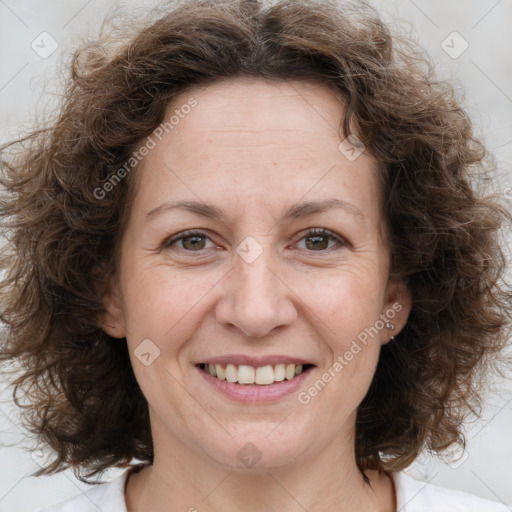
[306,235,328,250]
[183,235,205,250]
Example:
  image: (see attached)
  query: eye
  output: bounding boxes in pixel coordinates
[164,230,217,252]
[295,228,346,252]
[163,227,346,255]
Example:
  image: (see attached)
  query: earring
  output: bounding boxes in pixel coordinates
[386,322,395,341]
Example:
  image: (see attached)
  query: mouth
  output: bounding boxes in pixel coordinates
[196,362,315,386]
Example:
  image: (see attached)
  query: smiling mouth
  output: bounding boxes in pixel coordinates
[197,363,314,386]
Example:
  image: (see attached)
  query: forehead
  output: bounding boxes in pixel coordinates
[168,78,347,149]
[131,78,382,227]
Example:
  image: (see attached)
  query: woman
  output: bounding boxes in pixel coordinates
[0,0,510,510]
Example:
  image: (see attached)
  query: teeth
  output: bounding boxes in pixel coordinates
[203,362,308,385]
[285,363,295,380]
[274,364,285,382]
[237,365,255,384]
[215,364,225,380]
[255,365,275,385]
[225,363,237,383]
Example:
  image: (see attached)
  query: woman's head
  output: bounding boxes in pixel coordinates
[100,76,411,473]
[0,0,510,480]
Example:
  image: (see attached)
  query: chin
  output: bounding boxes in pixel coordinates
[197,422,313,472]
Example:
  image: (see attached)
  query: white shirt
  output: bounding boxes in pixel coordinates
[38,468,510,511]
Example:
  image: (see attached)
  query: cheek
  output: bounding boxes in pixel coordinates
[302,267,386,341]
[120,262,221,348]
[298,267,386,400]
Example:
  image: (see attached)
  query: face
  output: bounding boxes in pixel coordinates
[103,78,411,471]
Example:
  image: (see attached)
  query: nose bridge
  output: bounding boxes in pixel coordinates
[216,235,297,338]
[237,245,278,304]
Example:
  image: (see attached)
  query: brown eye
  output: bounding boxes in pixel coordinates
[181,234,207,251]
[165,230,215,252]
[296,228,345,252]
[304,234,330,251]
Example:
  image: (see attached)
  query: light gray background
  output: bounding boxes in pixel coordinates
[0,1,511,511]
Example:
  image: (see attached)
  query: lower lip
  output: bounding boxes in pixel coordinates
[195,365,313,403]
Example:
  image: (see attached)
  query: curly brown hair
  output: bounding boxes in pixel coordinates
[1,0,511,481]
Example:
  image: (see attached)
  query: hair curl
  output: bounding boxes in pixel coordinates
[1,0,511,481]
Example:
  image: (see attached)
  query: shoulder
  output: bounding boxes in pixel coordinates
[36,469,130,512]
[392,471,510,512]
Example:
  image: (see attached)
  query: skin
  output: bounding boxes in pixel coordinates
[102,77,411,512]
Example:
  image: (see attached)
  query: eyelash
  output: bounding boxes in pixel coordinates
[164,228,347,255]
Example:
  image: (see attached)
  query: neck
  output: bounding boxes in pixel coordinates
[125,421,394,512]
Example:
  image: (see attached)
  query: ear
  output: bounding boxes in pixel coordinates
[100,276,127,339]
[381,278,412,345]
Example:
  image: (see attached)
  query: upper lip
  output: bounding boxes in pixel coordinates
[195,354,315,367]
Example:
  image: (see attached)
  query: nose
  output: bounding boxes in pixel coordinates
[215,245,298,338]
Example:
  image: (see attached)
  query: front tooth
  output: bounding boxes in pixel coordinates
[274,364,285,381]
[208,364,217,377]
[255,365,275,385]
[237,365,255,384]
[215,364,225,380]
[225,364,237,383]
[295,364,303,376]
[285,364,296,380]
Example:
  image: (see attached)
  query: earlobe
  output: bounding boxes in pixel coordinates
[100,278,127,339]
[382,279,412,344]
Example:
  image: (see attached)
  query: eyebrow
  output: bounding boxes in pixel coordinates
[146,198,364,224]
